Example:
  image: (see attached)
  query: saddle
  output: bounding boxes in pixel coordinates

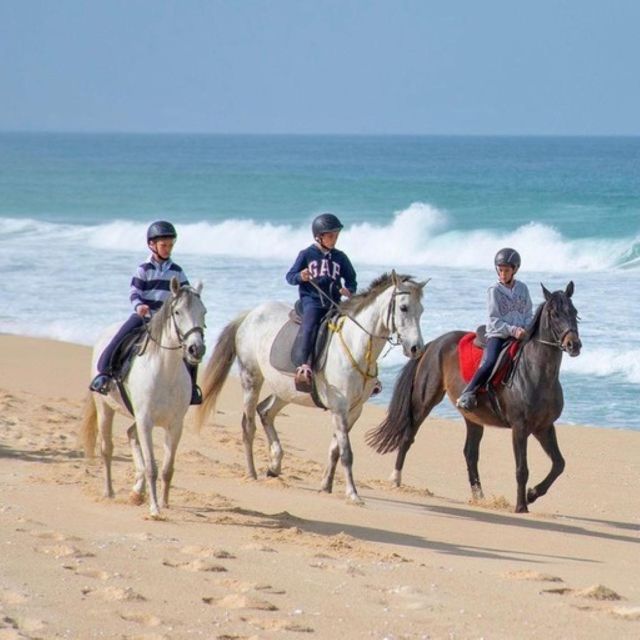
[269,303,338,407]
[458,325,521,387]
[106,326,148,414]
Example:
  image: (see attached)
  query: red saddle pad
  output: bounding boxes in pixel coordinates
[457,333,520,385]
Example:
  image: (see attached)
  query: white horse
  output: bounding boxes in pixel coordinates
[195,271,427,503]
[81,278,207,518]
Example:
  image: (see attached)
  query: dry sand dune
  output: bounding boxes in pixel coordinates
[0,335,638,639]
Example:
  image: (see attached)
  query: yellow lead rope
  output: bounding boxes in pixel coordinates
[328,316,378,385]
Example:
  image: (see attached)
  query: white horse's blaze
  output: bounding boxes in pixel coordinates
[197,272,427,503]
[82,278,207,518]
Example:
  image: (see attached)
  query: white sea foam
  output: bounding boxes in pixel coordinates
[2,205,636,272]
[563,347,640,385]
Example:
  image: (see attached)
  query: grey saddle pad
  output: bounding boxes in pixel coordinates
[269,319,302,374]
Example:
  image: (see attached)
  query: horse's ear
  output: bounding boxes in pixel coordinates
[417,278,431,290]
[170,276,180,295]
[391,269,399,286]
[195,280,203,295]
[541,283,552,301]
[565,281,574,298]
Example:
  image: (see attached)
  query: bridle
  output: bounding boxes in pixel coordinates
[535,299,579,352]
[308,278,411,347]
[144,291,205,354]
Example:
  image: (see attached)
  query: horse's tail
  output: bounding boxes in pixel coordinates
[194,313,248,432]
[79,392,98,458]
[366,356,420,454]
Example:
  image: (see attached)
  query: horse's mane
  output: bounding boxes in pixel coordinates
[522,301,545,345]
[340,272,416,316]
[146,285,192,352]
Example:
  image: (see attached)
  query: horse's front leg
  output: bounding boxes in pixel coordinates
[321,409,362,504]
[136,416,161,518]
[527,424,565,505]
[160,421,184,509]
[511,424,529,513]
[126,423,146,505]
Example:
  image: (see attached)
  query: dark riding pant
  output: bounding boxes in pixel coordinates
[292,300,329,368]
[97,313,145,374]
[465,337,506,392]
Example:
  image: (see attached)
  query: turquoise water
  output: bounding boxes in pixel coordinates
[1,133,638,429]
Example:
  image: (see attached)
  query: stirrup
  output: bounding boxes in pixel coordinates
[294,365,313,393]
[89,374,112,396]
[190,384,203,405]
[371,379,382,396]
[456,390,477,411]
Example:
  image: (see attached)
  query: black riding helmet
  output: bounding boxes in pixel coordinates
[312,213,344,239]
[147,220,177,242]
[494,247,521,271]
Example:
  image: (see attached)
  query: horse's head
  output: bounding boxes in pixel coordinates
[387,270,428,359]
[539,281,581,357]
[169,277,207,364]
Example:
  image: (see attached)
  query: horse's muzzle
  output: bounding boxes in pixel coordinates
[406,341,425,359]
[563,332,581,357]
[187,342,206,363]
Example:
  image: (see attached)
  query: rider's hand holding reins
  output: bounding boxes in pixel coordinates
[136,304,151,318]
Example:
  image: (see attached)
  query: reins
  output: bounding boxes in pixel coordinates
[142,292,205,353]
[307,278,405,346]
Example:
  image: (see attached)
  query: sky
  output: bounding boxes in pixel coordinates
[1,0,639,135]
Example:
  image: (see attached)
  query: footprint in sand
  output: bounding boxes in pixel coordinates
[162,558,227,573]
[242,616,314,633]
[35,543,95,559]
[119,611,162,627]
[541,584,623,600]
[203,593,278,611]
[84,586,146,602]
[504,569,564,583]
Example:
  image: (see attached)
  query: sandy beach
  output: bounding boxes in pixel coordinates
[0,333,638,640]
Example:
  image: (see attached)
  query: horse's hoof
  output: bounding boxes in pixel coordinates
[347,494,365,506]
[266,469,280,478]
[526,488,539,504]
[471,485,484,501]
[515,504,529,514]
[129,491,145,506]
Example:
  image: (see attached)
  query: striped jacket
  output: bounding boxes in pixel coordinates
[129,255,189,314]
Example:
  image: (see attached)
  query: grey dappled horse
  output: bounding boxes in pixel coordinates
[81,279,206,518]
[195,272,427,503]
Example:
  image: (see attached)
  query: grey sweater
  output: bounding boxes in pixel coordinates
[486,280,534,339]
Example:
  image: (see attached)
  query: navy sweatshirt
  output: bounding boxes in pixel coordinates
[286,244,357,307]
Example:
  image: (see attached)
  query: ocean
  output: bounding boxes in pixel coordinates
[1,133,638,430]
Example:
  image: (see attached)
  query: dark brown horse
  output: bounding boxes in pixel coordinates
[367,282,581,513]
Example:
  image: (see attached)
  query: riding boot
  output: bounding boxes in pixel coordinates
[89,373,113,395]
[185,362,202,405]
[456,384,478,411]
[294,363,313,393]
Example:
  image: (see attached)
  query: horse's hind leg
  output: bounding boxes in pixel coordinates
[463,420,485,501]
[527,424,565,505]
[96,401,116,498]
[127,423,146,505]
[257,394,286,477]
[239,365,264,480]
